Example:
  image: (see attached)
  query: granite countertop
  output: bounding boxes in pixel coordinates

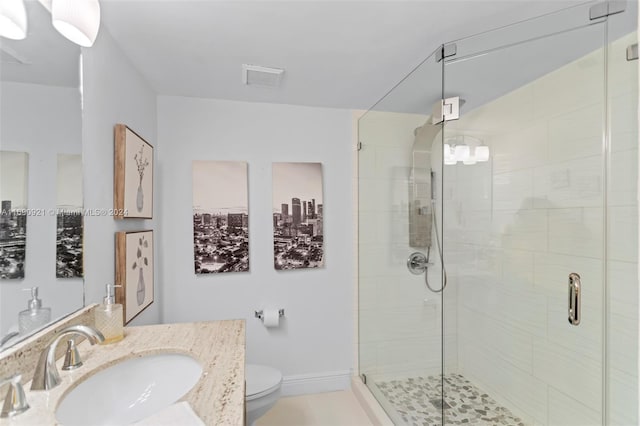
[0,320,245,426]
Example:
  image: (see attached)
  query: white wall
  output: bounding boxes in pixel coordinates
[82,29,160,326]
[357,110,457,383]
[0,82,83,336]
[157,96,353,392]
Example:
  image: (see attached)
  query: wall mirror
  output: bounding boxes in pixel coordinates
[0,0,84,350]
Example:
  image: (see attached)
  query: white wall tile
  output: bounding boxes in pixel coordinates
[493,169,534,210]
[608,260,639,320]
[608,206,638,262]
[609,149,638,206]
[459,339,548,424]
[459,280,547,338]
[548,207,603,258]
[494,209,548,252]
[533,252,603,296]
[491,123,547,174]
[608,313,638,378]
[458,305,534,374]
[546,295,602,363]
[532,50,604,120]
[547,104,604,160]
[375,146,413,181]
[547,387,601,426]
[533,337,602,409]
[533,155,603,209]
[608,366,639,426]
[500,249,534,288]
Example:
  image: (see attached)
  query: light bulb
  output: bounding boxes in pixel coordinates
[52,0,101,47]
[443,143,456,165]
[454,145,470,162]
[463,156,477,165]
[0,0,27,40]
[476,145,490,162]
[444,157,457,165]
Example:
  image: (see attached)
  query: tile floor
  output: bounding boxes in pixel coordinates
[256,390,373,426]
[375,374,526,426]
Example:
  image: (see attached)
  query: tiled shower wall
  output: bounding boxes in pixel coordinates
[443,33,637,425]
[358,112,458,381]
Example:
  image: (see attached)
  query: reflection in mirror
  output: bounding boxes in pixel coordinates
[0,0,84,350]
[56,154,83,278]
[0,151,28,279]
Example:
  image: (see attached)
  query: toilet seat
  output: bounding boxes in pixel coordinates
[246,364,282,401]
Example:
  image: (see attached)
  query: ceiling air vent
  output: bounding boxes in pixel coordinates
[242,64,284,87]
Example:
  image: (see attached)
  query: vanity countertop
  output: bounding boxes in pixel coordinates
[0,320,246,426]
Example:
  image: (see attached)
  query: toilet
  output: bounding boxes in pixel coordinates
[245,364,283,426]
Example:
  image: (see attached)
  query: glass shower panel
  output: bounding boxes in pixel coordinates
[358,48,445,424]
[443,16,607,426]
[606,5,638,425]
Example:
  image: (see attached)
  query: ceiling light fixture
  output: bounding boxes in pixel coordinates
[444,135,490,166]
[0,0,27,40]
[51,0,100,47]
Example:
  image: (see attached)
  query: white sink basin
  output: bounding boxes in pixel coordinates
[56,353,202,425]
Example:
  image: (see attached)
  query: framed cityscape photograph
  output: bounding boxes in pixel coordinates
[272,162,324,270]
[192,161,249,274]
[56,154,83,278]
[114,124,154,219]
[115,230,154,324]
[0,151,28,279]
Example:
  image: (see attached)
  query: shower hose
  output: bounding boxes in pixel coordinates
[424,199,448,293]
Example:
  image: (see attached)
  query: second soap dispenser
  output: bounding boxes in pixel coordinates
[95,284,124,344]
[18,287,51,334]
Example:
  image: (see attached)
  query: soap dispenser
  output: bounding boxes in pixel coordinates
[18,287,52,334]
[95,284,124,344]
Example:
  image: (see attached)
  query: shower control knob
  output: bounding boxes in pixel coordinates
[407,252,430,275]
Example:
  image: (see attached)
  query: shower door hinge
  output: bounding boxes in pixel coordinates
[432,96,460,124]
[361,374,367,384]
[357,142,363,151]
[589,1,626,20]
[627,43,638,61]
[436,43,457,62]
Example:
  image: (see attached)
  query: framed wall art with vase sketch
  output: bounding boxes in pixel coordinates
[114,124,153,219]
[115,230,154,324]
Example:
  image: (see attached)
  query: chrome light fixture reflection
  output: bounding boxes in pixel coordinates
[444,135,490,166]
[0,0,27,40]
[52,0,100,47]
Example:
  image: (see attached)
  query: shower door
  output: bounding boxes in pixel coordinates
[357,47,447,424]
[441,2,636,425]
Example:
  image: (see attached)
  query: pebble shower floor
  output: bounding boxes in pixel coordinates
[375,374,527,425]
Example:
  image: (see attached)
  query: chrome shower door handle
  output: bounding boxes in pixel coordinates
[568,273,581,326]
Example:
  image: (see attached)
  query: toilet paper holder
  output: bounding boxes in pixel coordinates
[254,309,285,319]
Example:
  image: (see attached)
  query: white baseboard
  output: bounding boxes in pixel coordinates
[281,370,352,396]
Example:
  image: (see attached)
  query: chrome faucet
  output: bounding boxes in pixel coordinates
[0,374,29,418]
[30,325,104,391]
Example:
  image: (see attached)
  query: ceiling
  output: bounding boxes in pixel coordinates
[0,0,80,87]
[100,0,594,110]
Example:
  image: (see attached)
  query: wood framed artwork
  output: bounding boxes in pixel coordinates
[114,124,154,219]
[115,230,154,324]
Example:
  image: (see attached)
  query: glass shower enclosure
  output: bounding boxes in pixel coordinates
[357,2,638,425]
